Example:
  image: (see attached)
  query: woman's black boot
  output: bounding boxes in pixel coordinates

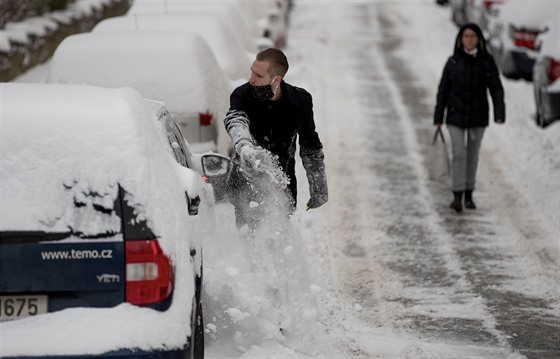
[464,189,476,209]
[450,191,463,212]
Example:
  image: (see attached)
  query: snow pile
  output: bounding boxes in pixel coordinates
[203,171,329,356]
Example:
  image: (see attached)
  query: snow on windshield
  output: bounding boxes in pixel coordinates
[1,84,153,233]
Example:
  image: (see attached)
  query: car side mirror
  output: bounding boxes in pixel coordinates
[201,154,231,177]
[201,154,231,203]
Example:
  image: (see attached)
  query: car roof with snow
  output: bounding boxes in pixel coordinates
[539,20,559,59]
[93,13,253,82]
[496,1,558,29]
[127,0,263,52]
[0,83,209,241]
[46,31,231,131]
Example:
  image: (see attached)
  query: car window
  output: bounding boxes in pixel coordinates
[161,112,194,168]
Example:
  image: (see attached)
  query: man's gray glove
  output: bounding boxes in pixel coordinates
[237,141,268,173]
[236,141,289,186]
[307,193,328,210]
[306,171,328,210]
[302,147,328,210]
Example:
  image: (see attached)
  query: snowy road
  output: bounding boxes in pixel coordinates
[206,2,559,358]
[8,1,558,358]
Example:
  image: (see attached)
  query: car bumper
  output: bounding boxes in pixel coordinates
[503,50,535,80]
[2,347,190,359]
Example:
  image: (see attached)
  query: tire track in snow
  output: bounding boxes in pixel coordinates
[317,2,521,357]
[376,3,559,358]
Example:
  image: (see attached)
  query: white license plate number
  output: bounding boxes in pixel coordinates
[0,295,48,322]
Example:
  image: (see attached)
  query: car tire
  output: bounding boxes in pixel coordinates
[496,47,506,74]
[192,273,204,359]
[535,89,545,128]
[193,300,205,359]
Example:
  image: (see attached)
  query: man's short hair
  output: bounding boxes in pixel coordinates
[256,48,289,77]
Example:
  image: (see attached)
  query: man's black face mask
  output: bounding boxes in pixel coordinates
[250,76,278,101]
[250,84,275,101]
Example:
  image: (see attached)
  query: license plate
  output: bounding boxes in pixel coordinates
[0,295,48,322]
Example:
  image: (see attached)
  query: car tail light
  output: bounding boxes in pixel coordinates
[199,112,212,126]
[511,28,538,50]
[549,58,560,83]
[125,240,173,305]
[483,0,502,10]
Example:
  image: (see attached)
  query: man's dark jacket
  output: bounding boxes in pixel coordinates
[434,23,505,127]
[225,80,325,202]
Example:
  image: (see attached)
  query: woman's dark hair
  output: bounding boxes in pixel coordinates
[455,22,487,53]
[256,48,289,77]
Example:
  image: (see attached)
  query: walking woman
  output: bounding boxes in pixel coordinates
[434,23,505,212]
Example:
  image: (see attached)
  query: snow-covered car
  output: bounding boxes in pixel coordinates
[463,0,505,35]
[0,83,230,358]
[127,0,270,52]
[533,20,560,128]
[486,2,557,80]
[257,6,287,48]
[92,13,253,82]
[46,31,233,156]
[233,0,289,48]
[449,0,467,26]
[450,0,505,32]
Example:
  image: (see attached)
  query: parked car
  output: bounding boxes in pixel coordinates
[46,31,233,156]
[240,0,288,48]
[92,13,253,82]
[450,0,505,32]
[449,0,467,26]
[533,20,560,128]
[464,0,505,35]
[0,83,230,358]
[257,6,287,48]
[127,0,271,52]
[486,2,557,80]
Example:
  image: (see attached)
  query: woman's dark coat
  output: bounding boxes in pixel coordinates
[434,23,505,127]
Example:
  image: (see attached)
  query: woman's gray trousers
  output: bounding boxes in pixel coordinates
[447,125,486,192]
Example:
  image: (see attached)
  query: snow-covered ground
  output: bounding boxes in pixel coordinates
[202,1,558,358]
[9,1,559,358]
